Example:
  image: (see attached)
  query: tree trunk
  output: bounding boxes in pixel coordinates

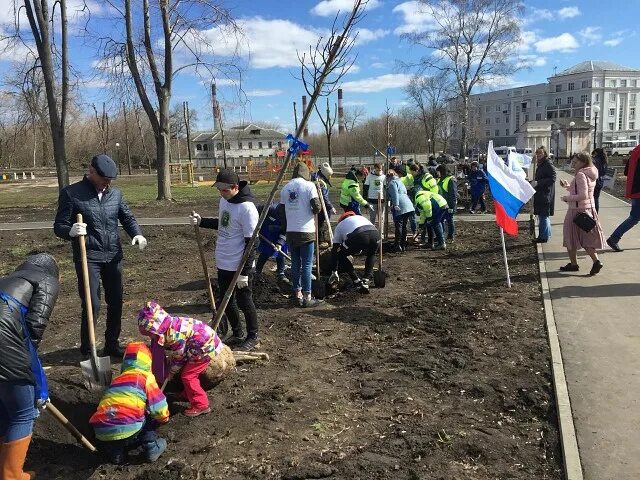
[52,126,68,188]
[156,98,172,200]
[460,95,469,158]
[327,133,333,166]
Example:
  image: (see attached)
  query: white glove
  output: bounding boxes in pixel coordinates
[236,275,249,289]
[392,205,400,212]
[531,180,538,187]
[447,208,454,214]
[363,203,371,210]
[132,235,148,251]
[329,271,339,284]
[69,222,87,237]
[190,212,201,226]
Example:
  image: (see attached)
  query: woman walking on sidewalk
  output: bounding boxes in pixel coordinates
[559,152,605,275]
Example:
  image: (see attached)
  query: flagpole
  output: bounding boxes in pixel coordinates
[500,227,512,288]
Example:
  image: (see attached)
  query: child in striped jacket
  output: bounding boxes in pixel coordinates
[137,301,225,417]
[89,342,169,465]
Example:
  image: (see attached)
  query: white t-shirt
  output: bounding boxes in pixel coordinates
[280,178,318,233]
[365,173,386,199]
[333,215,374,245]
[215,197,259,271]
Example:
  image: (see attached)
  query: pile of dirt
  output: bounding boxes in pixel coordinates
[0,221,563,480]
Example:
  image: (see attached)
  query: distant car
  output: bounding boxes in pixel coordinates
[494,146,516,161]
[516,148,533,155]
[436,154,457,164]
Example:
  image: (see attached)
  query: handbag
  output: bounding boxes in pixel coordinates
[572,174,597,233]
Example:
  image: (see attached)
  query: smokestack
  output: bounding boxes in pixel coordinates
[338,88,345,134]
[211,83,219,132]
[302,95,309,138]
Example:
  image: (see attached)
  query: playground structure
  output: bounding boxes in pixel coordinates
[169,161,195,186]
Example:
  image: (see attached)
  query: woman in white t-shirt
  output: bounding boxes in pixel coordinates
[364,162,386,230]
[278,163,323,308]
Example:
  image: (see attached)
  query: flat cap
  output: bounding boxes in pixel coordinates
[91,154,118,179]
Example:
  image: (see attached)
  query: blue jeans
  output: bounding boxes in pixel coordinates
[610,198,640,242]
[0,381,37,441]
[98,418,158,463]
[441,212,455,239]
[409,212,417,234]
[290,241,314,294]
[538,215,551,240]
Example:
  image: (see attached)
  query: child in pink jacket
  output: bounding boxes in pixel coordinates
[138,301,224,417]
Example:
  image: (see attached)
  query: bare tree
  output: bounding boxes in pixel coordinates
[405,73,451,154]
[92,103,110,155]
[343,105,366,132]
[12,0,72,187]
[401,0,523,156]
[315,97,338,165]
[94,1,242,200]
[298,8,363,166]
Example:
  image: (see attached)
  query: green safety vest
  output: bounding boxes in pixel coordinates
[421,172,439,193]
[438,175,453,193]
[415,190,448,224]
[340,178,366,207]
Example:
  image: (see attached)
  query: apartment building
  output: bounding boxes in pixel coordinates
[449,61,640,154]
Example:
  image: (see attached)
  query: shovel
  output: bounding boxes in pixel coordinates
[258,233,292,262]
[192,210,217,315]
[312,213,326,299]
[77,213,112,390]
[373,192,386,288]
[45,401,97,452]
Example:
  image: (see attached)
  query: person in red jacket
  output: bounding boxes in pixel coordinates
[607,145,640,252]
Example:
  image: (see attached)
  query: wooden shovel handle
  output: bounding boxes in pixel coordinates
[46,402,97,452]
[192,210,217,314]
[77,214,100,380]
[377,193,383,267]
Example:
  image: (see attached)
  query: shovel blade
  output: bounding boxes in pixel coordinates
[80,356,112,391]
[373,270,386,288]
[312,278,326,299]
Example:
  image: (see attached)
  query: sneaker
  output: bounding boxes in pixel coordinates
[289,295,304,307]
[102,343,125,358]
[589,260,604,276]
[469,209,475,214]
[433,243,446,251]
[606,237,623,252]
[302,297,323,308]
[184,406,212,417]
[224,335,245,348]
[356,281,370,294]
[559,263,579,272]
[533,238,548,244]
[144,438,167,462]
[235,336,260,351]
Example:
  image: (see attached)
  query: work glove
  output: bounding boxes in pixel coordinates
[447,208,454,214]
[190,212,202,226]
[236,275,249,289]
[132,235,148,251]
[530,180,538,188]
[363,203,372,210]
[69,222,87,237]
[392,205,400,212]
[329,271,339,284]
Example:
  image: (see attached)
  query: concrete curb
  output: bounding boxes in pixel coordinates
[536,242,584,480]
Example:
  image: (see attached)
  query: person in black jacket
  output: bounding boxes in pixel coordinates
[54,154,146,358]
[591,148,608,213]
[0,252,59,480]
[531,146,556,243]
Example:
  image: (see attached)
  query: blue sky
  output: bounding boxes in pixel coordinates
[1,0,639,134]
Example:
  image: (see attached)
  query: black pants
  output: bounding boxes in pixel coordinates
[393,212,412,249]
[75,259,123,354]
[594,184,602,213]
[217,269,258,338]
[333,230,379,280]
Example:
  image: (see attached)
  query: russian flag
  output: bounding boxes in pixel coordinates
[487,141,536,236]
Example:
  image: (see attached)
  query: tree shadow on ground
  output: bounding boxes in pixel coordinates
[550,283,640,299]
[310,305,404,326]
[168,279,208,292]
[163,303,212,317]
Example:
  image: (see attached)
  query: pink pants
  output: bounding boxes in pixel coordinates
[180,360,210,409]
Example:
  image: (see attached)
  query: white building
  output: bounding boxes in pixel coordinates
[192,124,286,168]
[448,61,640,155]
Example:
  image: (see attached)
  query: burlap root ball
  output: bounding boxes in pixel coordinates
[200,344,236,390]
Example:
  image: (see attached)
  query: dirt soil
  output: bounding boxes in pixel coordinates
[0,222,563,480]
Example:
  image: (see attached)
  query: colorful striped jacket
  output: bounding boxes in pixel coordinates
[137,301,224,374]
[89,342,169,441]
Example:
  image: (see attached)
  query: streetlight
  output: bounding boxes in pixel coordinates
[427,138,431,155]
[115,142,121,174]
[568,121,575,158]
[592,105,600,149]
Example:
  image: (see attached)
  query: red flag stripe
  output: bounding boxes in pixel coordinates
[494,201,519,236]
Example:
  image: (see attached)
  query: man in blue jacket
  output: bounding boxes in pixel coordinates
[54,154,146,358]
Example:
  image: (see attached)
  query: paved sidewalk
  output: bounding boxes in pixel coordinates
[540,170,640,480]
